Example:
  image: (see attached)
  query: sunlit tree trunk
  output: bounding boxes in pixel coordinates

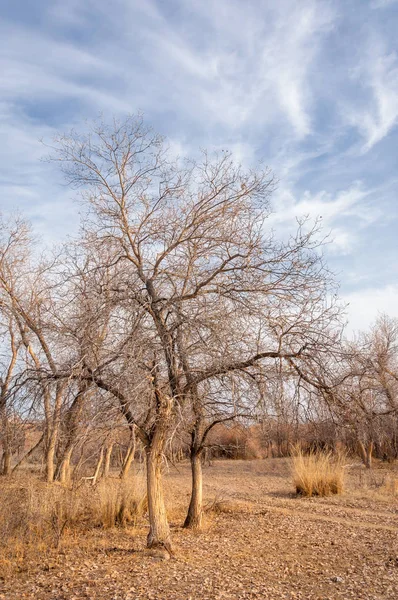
[146,444,172,553]
[120,428,136,480]
[45,384,65,483]
[55,386,89,483]
[92,446,104,486]
[103,443,114,478]
[145,393,173,554]
[184,449,203,529]
[58,447,73,484]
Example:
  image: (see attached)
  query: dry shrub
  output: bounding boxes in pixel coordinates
[0,481,85,548]
[94,476,146,528]
[292,447,345,497]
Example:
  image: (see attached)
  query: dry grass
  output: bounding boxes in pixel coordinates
[377,475,398,498]
[95,476,147,528]
[291,448,345,497]
[204,495,253,515]
[0,472,146,578]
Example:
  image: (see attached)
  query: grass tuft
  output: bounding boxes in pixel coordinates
[291,447,345,497]
[95,477,147,528]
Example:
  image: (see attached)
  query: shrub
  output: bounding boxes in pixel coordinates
[291,447,345,497]
[95,477,146,528]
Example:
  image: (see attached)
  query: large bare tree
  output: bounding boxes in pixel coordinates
[50,115,343,551]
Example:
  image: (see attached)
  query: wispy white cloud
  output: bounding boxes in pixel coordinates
[268,183,378,254]
[118,0,336,137]
[0,0,398,331]
[347,37,398,151]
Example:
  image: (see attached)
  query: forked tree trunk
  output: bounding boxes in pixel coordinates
[183,449,203,529]
[44,384,65,483]
[55,388,88,483]
[358,440,374,469]
[58,447,73,485]
[146,445,172,554]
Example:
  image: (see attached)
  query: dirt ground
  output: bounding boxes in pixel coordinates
[1,458,398,600]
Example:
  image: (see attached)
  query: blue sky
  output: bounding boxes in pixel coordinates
[1,0,398,332]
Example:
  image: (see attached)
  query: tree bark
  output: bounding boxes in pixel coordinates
[44,383,65,483]
[46,442,57,483]
[58,447,73,485]
[183,450,203,529]
[120,432,136,480]
[1,450,11,476]
[54,387,89,482]
[92,447,104,486]
[145,445,173,554]
[103,443,114,479]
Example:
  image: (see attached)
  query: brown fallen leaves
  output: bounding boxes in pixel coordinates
[0,458,397,600]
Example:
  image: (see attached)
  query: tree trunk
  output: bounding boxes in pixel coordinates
[44,384,65,483]
[1,450,11,476]
[92,447,104,486]
[46,440,56,483]
[120,445,135,480]
[120,429,136,480]
[146,446,172,554]
[54,386,89,483]
[103,443,114,479]
[0,408,11,476]
[183,450,203,529]
[58,447,73,485]
[1,443,11,476]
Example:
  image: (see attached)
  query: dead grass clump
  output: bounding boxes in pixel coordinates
[94,477,147,528]
[204,495,252,515]
[292,448,345,497]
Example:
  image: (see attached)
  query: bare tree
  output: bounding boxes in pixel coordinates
[51,115,343,550]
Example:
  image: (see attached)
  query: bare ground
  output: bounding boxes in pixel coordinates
[1,459,398,600]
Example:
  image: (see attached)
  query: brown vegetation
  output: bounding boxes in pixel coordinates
[291,447,345,497]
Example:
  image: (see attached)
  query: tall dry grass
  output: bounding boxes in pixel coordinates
[0,472,147,577]
[95,477,147,528]
[291,447,345,497]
